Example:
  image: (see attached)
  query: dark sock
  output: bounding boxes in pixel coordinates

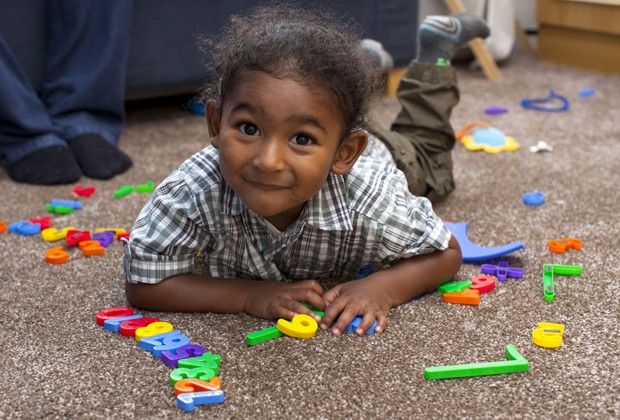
[6,145,82,185]
[69,134,132,180]
[416,13,490,64]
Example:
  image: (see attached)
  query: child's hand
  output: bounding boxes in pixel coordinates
[320,277,391,336]
[244,279,325,322]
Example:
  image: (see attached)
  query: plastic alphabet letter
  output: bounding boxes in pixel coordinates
[424,344,528,380]
[65,229,91,246]
[176,390,225,411]
[135,321,174,342]
[470,275,496,294]
[119,317,160,337]
[45,246,69,264]
[436,281,472,294]
[542,264,582,302]
[246,325,285,346]
[96,306,134,326]
[79,240,105,256]
[443,289,480,305]
[532,322,565,348]
[161,344,207,368]
[276,314,318,338]
[42,227,75,242]
[174,377,222,395]
[345,316,377,335]
[92,231,115,248]
[104,314,144,332]
[178,353,221,373]
[170,367,217,386]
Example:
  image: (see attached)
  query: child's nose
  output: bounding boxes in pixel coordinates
[252,138,285,172]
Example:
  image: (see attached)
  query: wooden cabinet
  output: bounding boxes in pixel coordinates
[537,0,620,74]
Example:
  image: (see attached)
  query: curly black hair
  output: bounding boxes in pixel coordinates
[200,2,382,136]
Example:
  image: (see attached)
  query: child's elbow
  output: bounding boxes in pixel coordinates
[125,282,152,310]
[448,236,463,274]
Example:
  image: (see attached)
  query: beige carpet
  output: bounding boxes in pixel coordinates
[1,48,619,418]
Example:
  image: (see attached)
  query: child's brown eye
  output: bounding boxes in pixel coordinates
[293,135,314,146]
[239,123,259,136]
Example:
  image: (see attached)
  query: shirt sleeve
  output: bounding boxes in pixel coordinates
[122,171,211,284]
[379,192,451,263]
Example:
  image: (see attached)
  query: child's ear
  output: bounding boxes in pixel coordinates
[206,100,222,148]
[331,130,368,175]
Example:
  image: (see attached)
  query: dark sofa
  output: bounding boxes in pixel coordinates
[0,1,418,100]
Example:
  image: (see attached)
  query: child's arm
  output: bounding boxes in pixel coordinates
[319,235,462,336]
[125,274,325,322]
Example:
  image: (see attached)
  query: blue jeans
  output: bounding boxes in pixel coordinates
[0,0,133,165]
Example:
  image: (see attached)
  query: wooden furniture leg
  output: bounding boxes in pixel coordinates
[443,0,502,81]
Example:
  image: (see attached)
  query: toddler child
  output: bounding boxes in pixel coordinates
[123,5,489,336]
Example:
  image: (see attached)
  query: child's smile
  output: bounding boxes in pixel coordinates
[208,70,356,231]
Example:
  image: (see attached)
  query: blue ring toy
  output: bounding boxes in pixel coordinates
[520,89,569,112]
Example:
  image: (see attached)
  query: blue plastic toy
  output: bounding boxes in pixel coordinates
[523,190,545,206]
[520,89,569,112]
[445,222,526,263]
[177,390,225,411]
[346,316,377,335]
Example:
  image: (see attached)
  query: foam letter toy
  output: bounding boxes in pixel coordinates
[424,344,528,380]
[276,314,318,338]
[345,315,377,335]
[246,325,284,346]
[29,216,51,230]
[96,306,134,326]
[176,390,225,411]
[445,222,525,262]
[178,353,221,372]
[135,321,174,341]
[142,332,191,357]
[50,199,82,209]
[139,330,187,355]
[45,246,69,264]
[470,275,496,294]
[119,317,160,337]
[42,227,75,242]
[71,185,96,197]
[437,281,472,294]
[481,261,524,282]
[9,220,41,235]
[92,231,115,248]
[443,289,480,305]
[162,344,207,368]
[542,264,582,302]
[104,314,144,332]
[548,238,582,253]
[532,322,565,348]
[174,377,222,395]
[65,229,90,246]
[79,240,105,256]
[170,367,217,386]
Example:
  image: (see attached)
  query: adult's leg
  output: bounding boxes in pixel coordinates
[0,35,81,184]
[43,0,133,179]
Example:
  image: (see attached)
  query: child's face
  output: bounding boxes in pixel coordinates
[207,70,367,231]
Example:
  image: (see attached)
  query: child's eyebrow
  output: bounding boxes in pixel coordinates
[284,114,327,134]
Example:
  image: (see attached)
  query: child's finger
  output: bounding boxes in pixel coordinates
[330,306,360,336]
[318,297,346,331]
[355,310,382,336]
[374,313,388,334]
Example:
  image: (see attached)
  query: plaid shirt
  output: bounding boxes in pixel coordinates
[123,140,451,284]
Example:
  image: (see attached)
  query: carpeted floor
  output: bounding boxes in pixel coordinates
[1,48,619,419]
